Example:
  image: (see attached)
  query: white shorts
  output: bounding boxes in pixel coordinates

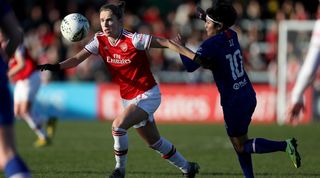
[14,71,41,103]
[122,85,161,128]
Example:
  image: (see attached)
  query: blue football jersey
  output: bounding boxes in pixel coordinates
[0,0,11,83]
[194,29,256,106]
[0,0,15,125]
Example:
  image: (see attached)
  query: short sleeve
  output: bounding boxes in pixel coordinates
[15,45,25,56]
[132,33,152,50]
[84,36,99,55]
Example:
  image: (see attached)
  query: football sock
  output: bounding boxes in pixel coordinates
[24,112,46,139]
[150,137,189,173]
[237,152,254,178]
[112,127,128,170]
[4,155,31,178]
[244,138,287,153]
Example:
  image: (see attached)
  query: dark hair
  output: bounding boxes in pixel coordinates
[99,1,126,20]
[206,3,237,29]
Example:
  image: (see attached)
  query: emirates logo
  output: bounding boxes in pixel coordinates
[120,43,128,52]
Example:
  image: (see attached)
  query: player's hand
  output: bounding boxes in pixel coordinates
[171,34,185,45]
[37,64,60,71]
[196,6,206,22]
[287,102,305,124]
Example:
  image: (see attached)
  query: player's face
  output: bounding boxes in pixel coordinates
[100,10,122,38]
[205,17,218,37]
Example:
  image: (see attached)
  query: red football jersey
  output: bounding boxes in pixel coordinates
[85,29,157,99]
[9,46,37,82]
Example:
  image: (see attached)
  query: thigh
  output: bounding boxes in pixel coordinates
[223,97,256,137]
[15,72,40,103]
[113,104,149,130]
[122,85,161,129]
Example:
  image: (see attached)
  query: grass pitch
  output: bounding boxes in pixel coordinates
[4,121,320,178]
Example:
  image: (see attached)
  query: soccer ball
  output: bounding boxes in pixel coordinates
[60,13,90,42]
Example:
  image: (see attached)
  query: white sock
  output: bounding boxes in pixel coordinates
[23,112,46,139]
[112,127,128,170]
[151,137,189,173]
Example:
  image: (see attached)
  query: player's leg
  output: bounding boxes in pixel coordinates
[110,104,149,178]
[0,72,31,177]
[134,84,199,177]
[136,121,199,178]
[241,136,300,168]
[17,74,49,147]
[229,135,254,178]
[227,97,300,169]
[20,100,49,146]
[110,85,162,178]
[224,96,256,178]
[0,126,31,178]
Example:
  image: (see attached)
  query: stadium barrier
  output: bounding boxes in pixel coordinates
[34,82,312,124]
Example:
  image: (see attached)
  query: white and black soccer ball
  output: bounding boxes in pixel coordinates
[60,13,90,42]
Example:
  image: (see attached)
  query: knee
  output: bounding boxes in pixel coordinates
[20,105,29,116]
[112,118,124,129]
[232,142,245,154]
[15,107,28,118]
[112,117,132,131]
[14,107,21,118]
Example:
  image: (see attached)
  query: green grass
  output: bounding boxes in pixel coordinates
[3,121,320,178]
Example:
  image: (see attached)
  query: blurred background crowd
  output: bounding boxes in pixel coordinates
[7,0,320,84]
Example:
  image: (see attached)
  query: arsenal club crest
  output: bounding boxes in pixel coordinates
[120,43,128,52]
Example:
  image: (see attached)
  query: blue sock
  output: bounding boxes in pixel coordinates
[244,138,287,154]
[237,152,254,178]
[4,155,30,178]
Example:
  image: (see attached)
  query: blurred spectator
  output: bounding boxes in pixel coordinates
[7,0,320,83]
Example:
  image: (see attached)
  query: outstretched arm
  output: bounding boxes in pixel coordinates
[59,49,91,69]
[289,46,320,121]
[157,38,196,60]
[38,49,91,71]
[157,35,200,72]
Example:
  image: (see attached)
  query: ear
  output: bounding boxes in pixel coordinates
[215,23,223,30]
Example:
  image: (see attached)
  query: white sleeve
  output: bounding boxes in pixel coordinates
[84,35,99,55]
[15,45,25,56]
[132,32,152,50]
[291,23,320,104]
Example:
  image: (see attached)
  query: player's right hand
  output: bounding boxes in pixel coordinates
[287,102,305,125]
[196,6,206,22]
[171,34,185,45]
[37,64,60,71]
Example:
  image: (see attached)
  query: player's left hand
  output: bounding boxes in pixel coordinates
[37,64,60,71]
